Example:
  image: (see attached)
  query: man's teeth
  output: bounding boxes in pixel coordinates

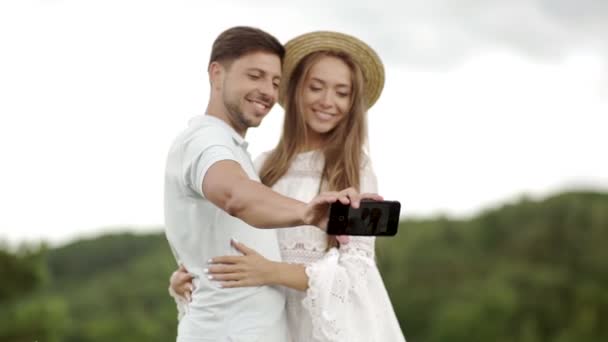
[249,100,266,110]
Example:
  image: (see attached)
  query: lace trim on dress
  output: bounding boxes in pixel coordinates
[338,236,376,259]
[279,239,328,252]
[280,245,326,265]
[302,248,343,341]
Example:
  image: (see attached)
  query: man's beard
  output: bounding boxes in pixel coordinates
[223,89,272,130]
[224,97,255,130]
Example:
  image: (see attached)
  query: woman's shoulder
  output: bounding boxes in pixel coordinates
[360,151,374,172]
[253,150,274,172]
[359,151,378,191]
[253,150,273,163]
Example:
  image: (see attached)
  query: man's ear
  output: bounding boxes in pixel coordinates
[208,61,224,90]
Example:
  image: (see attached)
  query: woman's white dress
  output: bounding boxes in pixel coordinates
[254,150,405,342]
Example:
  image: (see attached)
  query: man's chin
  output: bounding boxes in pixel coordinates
[246,121,262,128]
[244,113,267,128]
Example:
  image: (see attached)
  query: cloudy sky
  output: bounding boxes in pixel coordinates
[1,0,607,246]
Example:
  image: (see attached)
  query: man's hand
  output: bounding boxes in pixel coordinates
[301,187,384,231]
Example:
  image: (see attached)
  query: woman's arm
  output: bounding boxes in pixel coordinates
[169,264,195,301]
[208,239,309,291]
[170,241,310,293]
[168,264,195,321]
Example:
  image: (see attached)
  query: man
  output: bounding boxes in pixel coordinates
[164,26,362,342]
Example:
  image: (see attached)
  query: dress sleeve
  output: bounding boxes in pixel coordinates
[359,153,379,195]
[302,156,406,341]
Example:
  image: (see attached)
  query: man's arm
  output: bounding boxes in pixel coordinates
[202,160,308,228]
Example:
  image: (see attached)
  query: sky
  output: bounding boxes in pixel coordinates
[1,0,607,246]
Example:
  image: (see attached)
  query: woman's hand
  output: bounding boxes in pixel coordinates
[169,264,194,302]
[207,239,277,288]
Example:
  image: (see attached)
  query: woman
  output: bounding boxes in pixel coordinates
[170,31,405,342]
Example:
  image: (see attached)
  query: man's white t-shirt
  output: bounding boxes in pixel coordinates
[164,115,287,342]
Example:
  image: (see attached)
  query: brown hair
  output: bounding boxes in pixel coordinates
[259,51,368,248]
[209,26,285,69]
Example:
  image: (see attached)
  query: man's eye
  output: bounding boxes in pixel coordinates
[248,74,261,80]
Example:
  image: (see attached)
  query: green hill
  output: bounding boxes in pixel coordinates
[1,191,607,341]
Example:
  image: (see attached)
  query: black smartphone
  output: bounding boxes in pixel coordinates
[327,200,401,236]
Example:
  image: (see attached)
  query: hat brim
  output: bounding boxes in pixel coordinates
[278,31,385,109]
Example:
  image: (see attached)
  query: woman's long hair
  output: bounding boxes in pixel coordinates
[259,51,369,248]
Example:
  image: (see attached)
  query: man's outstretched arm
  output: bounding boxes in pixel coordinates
[202,160,342,229]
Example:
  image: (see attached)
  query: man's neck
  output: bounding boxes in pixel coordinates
[204,106,247,138]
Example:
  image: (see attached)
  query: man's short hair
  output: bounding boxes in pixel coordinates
[209,26,285,68]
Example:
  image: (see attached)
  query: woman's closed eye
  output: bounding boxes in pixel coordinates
[309,85,322,92]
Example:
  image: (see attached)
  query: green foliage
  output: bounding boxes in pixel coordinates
[0,243,69,342]
[0,243,47,301]
[1,191,607,341]
[46,233,179,342]
[377,191,608,342]
[0,295,70,342]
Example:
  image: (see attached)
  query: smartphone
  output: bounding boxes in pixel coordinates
[327,200,401,236]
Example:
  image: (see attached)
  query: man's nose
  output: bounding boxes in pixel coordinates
[259,79,277,99]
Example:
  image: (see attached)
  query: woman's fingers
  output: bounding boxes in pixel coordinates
[169,268,194,302]
[209,255,242,264]
[179,271,194,282]
[207,264,241,274]
[209,272,243,282]
[183,287,192,302]
[218,280,250,289]
[171,268,193,287]
[231,239,257,255]
[171,264,193,284]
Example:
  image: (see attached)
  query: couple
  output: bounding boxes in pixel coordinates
[164,26,405,342]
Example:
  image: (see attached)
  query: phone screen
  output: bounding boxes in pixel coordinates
[327,200,400,236]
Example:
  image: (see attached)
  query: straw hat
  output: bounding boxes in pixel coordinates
[278,31,385,109]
